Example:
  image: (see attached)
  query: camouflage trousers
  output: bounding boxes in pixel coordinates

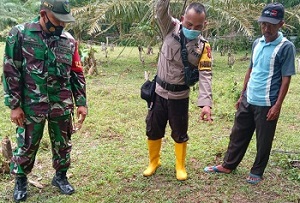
[10,114,73,176]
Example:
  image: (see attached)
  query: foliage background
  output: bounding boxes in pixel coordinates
[0,0,300,202]
[1,0,300,48]
[0,42,300,202]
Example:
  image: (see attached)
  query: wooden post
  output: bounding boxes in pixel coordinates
[1,136,12,173]
[2,136,12,160]
[106,37,109,47]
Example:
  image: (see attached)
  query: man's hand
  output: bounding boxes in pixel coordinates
[200,106,212,122]
[266,104,281,121]
[235,96,243,110]
[75,106,88,130]
[11,107,25,127]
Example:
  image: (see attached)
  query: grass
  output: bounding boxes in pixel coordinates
[0,42,299,203]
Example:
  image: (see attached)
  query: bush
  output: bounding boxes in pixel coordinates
[213,36,253,53]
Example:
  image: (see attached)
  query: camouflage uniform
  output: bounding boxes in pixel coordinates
[3,16,87,176]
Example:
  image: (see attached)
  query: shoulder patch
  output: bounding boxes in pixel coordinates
[198,42,212,71]
[7,36,15,46]
[63,1,70,13]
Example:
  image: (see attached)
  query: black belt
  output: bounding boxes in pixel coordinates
[156,76,189,92]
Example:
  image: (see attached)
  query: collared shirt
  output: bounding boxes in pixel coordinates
[247,32,296,106]
[155,0,212,107]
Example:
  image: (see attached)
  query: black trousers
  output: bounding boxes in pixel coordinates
[146,95,189,143]
[222,96,278,176]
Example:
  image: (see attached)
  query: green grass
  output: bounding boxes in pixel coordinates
[0,42,299,203]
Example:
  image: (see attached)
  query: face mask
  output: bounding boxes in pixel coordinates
[182,26,201,40]
[44,14,64,36]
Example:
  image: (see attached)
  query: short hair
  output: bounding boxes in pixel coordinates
[185,2,206,16]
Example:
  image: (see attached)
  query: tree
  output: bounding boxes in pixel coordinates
[1,0,299,49]
[70,0,157,45]
[0,0,37,38]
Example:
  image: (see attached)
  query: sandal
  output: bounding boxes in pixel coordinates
[204,165,231,174]
[246,173,263,184]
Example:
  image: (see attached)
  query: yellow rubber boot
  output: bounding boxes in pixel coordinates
[143,139,162,177]
[175,142,187,181]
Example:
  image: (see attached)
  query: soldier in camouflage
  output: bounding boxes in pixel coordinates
[2,0,87,202]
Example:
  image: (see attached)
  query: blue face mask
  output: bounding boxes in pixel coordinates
[182,26,201,40]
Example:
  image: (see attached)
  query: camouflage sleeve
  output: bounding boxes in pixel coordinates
[70,41,87,107]
[70,71,87,107]
[156,0,176,38]
[197,42,213,108]
[3,26,23,110]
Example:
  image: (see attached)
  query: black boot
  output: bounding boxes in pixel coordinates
[51,171,75,195]
[13,176,27,202]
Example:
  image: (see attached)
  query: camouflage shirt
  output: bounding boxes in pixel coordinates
[3,17,87,117]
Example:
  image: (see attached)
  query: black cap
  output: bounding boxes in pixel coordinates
[258,3,284,24]
[41,0,75,23]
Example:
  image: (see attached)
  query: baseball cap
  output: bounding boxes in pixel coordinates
[258,3,284,24]
[41,0,75,23]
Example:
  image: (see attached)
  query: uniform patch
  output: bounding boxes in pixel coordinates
[63,1,70,12]
[57,47,72,55]
[43,1,53,10]
[198,42,212,71]
[7,36,15,46]
[23,40,43,49]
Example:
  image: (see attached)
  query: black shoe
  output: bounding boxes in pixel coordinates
[13,176,27,202]
[52,171,75,195]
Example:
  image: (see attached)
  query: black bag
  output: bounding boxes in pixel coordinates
[140,75,157,110]
[180,29,199,86]
[184,67,199,86]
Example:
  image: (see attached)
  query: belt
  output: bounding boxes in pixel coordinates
[156,76,189,92]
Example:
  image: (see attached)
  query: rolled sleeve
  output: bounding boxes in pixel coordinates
[197,70,212,108]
